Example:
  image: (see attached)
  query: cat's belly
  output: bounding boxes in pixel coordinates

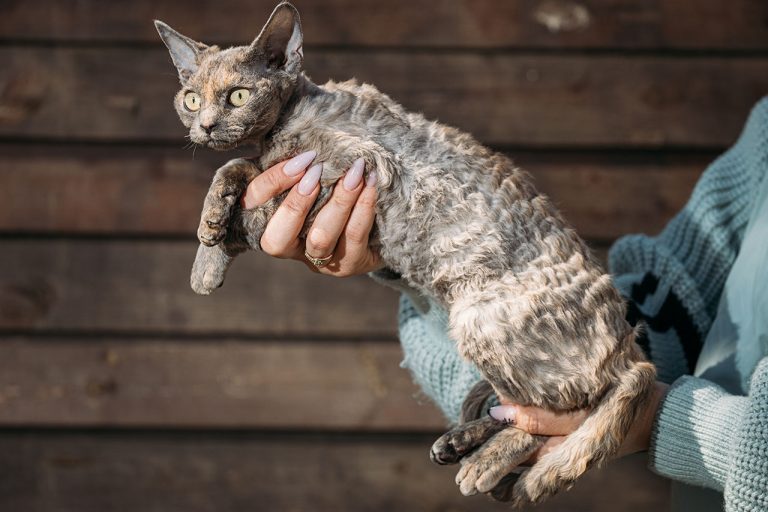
[446,263,627,409]
[373,172,628,410]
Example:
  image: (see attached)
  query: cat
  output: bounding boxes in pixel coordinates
[155,2,655,507]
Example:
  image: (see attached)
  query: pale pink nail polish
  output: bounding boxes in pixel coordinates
[283,150,317,177]
[297,163,322,196]
[365,169,377,187]
[343,158,365,191]
[489,405,516,424]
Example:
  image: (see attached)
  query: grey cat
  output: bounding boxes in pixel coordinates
[155,2,655,507]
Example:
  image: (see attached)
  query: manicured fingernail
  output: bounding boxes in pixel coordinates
[489,406,516,424]
[343,158,365,191]
[297,163,322,196]
[365,169,377,187]
[283,150,317,177]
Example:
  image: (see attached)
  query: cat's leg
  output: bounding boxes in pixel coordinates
[198,158,260,247]
[509,357,655,507]
[430,416,507,465]
[454,427,544,497]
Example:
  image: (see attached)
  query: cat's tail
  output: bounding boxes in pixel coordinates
[510,340,656,507]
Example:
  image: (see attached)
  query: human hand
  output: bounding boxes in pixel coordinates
[241,151,384,276]
[488,381,669,464]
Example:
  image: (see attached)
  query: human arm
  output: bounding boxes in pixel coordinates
[608,99,768,383]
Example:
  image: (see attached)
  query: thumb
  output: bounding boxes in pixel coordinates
[489,404,588,436]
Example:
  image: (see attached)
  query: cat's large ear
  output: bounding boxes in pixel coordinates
[154,20,208,82]
[250,2,303,73]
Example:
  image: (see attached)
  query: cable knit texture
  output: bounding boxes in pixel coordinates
[726,359,768,511]
[650,358,768,511]
[372,97,768,511]
[649,375,748,491]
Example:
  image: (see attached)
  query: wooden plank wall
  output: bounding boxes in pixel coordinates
[1,1,766,510]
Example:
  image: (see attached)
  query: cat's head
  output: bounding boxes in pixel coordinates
[155,2,303,150]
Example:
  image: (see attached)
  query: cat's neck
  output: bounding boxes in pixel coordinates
[280,74,324,121]
[258,73,324,151]
[293,73,323,100]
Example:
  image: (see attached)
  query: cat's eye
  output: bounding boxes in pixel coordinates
[229,88,250,107]
[183,92,201,112]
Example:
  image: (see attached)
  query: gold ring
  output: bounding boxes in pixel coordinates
[305,250,333,267]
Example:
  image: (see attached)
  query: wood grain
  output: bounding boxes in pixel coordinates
[0,432,668,512]
[1,47,766,147]
[0,337,445,430]
[1,0,766,50]
[0,144,704,240]
[0,240,399,337]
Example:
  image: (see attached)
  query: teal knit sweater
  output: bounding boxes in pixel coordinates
[372,98,768,511]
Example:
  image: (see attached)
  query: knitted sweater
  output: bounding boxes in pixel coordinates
[371,98,768,511]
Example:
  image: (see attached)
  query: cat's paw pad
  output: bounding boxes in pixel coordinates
[430,430,476,465]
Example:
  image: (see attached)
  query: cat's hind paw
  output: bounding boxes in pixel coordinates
[430,416,506,465]
[454,428,541,497]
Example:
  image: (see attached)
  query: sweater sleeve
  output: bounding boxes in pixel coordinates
[609,98,768,382]
[369,269,483,424]
[649,357,768,512]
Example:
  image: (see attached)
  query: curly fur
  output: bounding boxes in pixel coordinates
[156,2,656,506]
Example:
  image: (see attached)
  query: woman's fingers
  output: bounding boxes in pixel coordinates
[304,158,366,260]
[242,150,317,209]
[260,163,323,258]
[489,404,589,436]
[334,169,380,270]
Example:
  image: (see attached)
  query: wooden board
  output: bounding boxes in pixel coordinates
[0,144,705,240]
[0,240,399,337]
[0,432,668,512]
[0,337,447,430]
[1,48,766,147]
[1,0,766,50]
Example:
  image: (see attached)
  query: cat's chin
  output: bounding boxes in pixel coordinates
[205,139,240,151]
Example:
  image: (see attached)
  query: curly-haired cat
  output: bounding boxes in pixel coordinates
[155,3,655,507]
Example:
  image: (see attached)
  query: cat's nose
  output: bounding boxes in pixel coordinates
[200,122,218,134]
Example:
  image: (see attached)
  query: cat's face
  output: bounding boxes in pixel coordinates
[156,2,303,150]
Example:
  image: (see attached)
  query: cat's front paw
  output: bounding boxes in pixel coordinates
[198,191,238,246]
[190,263,225,295]
[198,158,256,246]
[190,243,230,295]
[197,212,228,247]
